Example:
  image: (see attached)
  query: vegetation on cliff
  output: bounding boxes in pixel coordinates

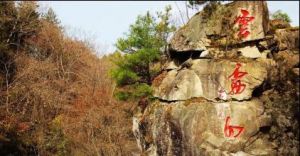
[271,10,292,23]
[111,6,176,101]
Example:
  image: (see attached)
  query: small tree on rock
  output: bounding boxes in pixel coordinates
[111,6,176,101]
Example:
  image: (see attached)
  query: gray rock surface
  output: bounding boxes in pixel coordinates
[169,1,269,52]
[133,1,299,156]
[133,99,274,155]
[154,59,275,101]
[238,46,262,58]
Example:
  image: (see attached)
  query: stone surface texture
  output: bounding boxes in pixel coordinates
[133,1,299,156]
[169,1,269,52]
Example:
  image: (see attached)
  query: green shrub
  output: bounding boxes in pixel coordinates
[114,83,152,101]
[271,10,291,23]
[132,83,153,98]
[114,91,132,101]
[110,67,139,86]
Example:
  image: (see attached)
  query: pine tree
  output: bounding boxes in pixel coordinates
[111,6,176,100]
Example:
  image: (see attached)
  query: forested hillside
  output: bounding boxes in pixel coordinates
[0,2,137,155]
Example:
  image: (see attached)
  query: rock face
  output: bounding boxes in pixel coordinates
[133,1,299,156]
[238,46,262,58]
[133,99,274,156]
[154,59,275,101]
[169,1,269,52]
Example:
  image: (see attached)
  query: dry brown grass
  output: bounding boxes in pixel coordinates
[60,56,139,156]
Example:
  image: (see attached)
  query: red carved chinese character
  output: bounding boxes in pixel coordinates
[224,116,244,138]
[234,9,255,38]
[228,63,248,95]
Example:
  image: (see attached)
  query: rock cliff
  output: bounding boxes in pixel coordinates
[133,1,299,156]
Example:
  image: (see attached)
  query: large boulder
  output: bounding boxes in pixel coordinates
[133,99,274,155]
[133,1,299,156]
[169,1,269,52]
[154,59,276,101]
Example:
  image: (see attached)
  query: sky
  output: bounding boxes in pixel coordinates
[38,1,299,55]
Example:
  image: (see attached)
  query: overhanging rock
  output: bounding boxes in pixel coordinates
[169,1,269,52]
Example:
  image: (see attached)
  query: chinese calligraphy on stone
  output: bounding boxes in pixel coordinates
[228,63,248,95]
[234,9,255,38]
[224,116,244,138]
